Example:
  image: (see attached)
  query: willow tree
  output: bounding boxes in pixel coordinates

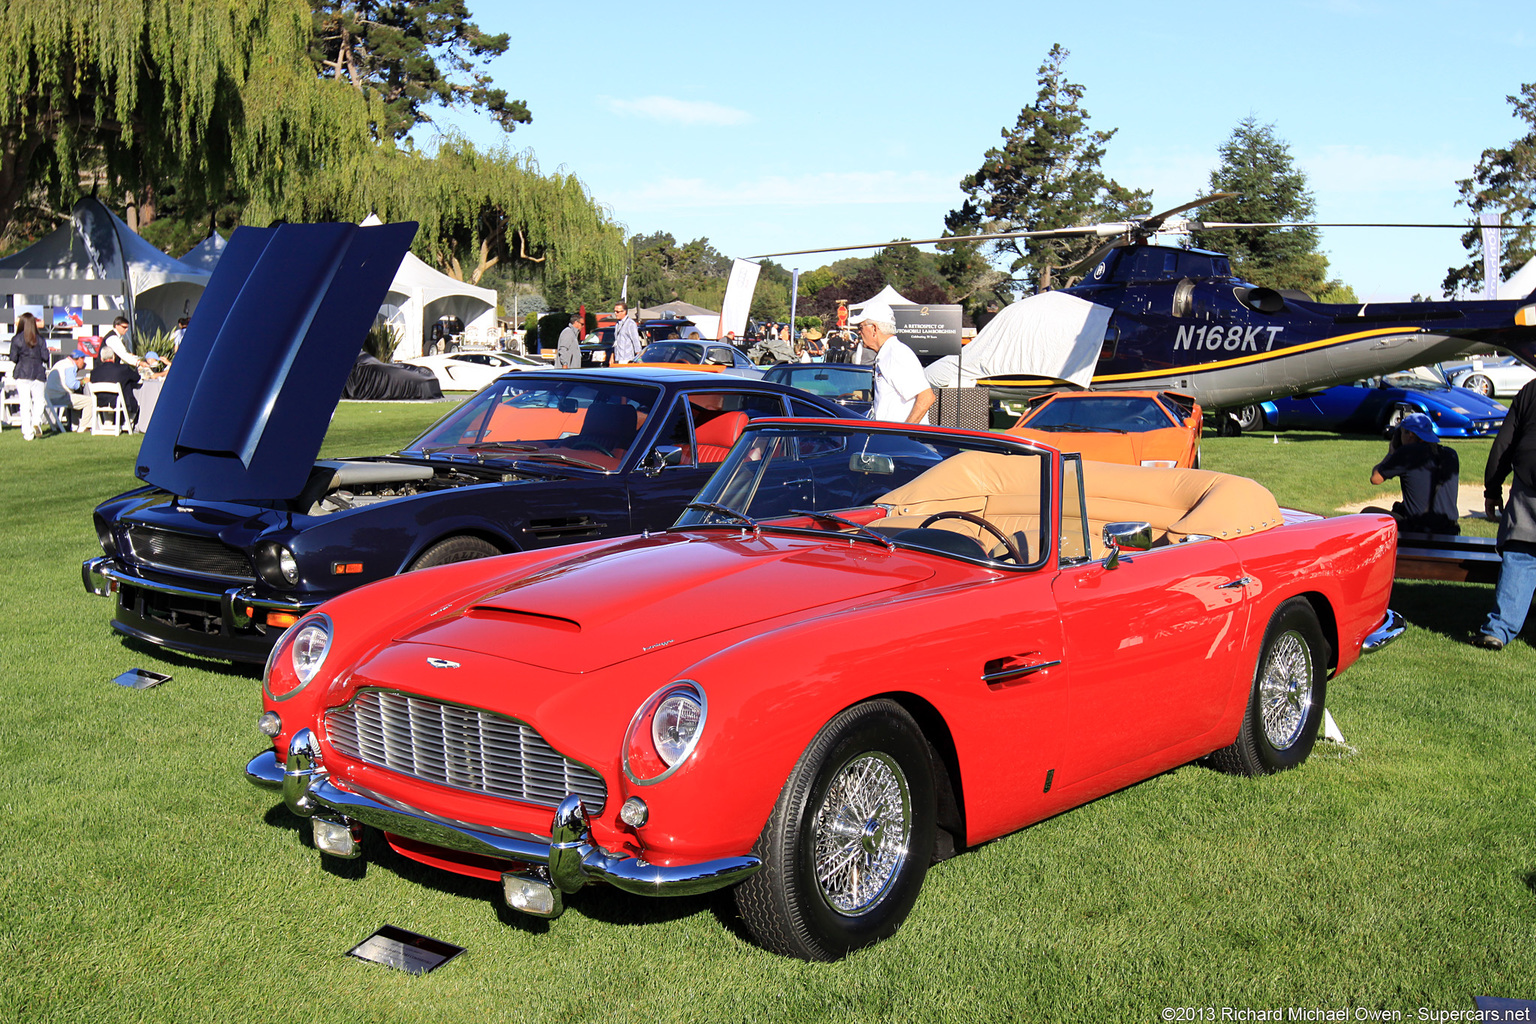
[246,135,627,299]
[0,0,374,243]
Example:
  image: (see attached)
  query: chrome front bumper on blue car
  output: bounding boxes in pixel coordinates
[1362,609,1407,653]
[246,738,761,919]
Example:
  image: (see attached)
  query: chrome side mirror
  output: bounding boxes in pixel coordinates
[642,446,684,477]
[1102,521,1153,570]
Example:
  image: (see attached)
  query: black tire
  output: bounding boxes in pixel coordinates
[734,700,936,961]
[1233,404,1264,432]
[1207,598,1330,776]
[407,535,501,571]
[1462,374,1493,397]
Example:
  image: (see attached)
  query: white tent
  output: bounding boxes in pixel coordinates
[360,215,498,358]
[848,285,916,317]
[179,233,227,273]
[0,197,210,339]
[924,291,1113,389]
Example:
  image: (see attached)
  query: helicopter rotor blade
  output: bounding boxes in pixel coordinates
[751,225,1109,259]
[1187,220,1471,230]
[1135,192,1240,235]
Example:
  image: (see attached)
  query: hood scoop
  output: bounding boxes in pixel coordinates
[405,535,934,672]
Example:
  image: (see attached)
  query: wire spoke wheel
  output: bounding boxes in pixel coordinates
[1258,630,1313,750]
[1206,598,1329,777]
[812,752,911,915]
[735,700,935,960]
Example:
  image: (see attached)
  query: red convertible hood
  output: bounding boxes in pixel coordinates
[402,534,934,672]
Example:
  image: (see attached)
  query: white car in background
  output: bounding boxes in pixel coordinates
[400,350,546,392]
[1443,355,1536,398]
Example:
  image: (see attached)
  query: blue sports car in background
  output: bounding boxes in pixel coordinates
[1233,367,1507,437]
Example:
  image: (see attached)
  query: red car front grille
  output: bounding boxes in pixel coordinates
[325,690,607,813]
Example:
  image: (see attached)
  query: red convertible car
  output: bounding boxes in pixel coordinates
[246,420,1403,960]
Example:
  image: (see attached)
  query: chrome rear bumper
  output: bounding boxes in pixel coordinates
[246,744,760,915]
[1362,609,1406,653]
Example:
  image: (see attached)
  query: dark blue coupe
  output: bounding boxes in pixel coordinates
[82,223,848,663]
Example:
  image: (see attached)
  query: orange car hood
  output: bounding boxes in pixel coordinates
[398,533,934,673]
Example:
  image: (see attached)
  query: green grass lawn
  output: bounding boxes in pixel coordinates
[1,410,1531,1023]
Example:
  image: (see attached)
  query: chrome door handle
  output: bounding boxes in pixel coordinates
[983,653,1062,686]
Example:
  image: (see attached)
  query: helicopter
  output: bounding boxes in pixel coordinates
[755,195,1536,433]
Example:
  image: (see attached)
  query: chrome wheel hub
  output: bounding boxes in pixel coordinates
[1260,630,1314,750]
[812,752,911,915]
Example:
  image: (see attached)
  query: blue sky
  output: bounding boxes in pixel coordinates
[433,0,1533,301]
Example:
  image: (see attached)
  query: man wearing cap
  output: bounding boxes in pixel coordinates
[854,302,935,424]
[44,348,92,431]
[1475,377,1536,650]
[1367,411,1460,534]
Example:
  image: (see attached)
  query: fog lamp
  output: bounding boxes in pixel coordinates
[502,874,563,918]
[312,816,362,858]
[619,796,649,827]
[257,711,282,738]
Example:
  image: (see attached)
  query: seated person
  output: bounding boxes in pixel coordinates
[90,346,143,426]
[44,348,91,430]
[1366,412,1460,534]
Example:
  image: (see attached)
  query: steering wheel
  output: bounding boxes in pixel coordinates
[918,510,1023,563]
[567,439,613,456]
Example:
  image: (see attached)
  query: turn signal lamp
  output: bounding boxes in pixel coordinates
[257,711,282,738]
[267,611,299,629]
[1516,304,1536,327]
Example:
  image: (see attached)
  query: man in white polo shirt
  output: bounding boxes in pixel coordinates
[854,302,935,424]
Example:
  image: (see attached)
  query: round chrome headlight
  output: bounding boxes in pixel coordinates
[278,547,299,584]
[290,617,332,685]
[254,540,301,589]
[93,514,116,557]
[651,692,703,766]
[624,681,708,785]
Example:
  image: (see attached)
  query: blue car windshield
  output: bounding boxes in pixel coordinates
[679,423,1052,569]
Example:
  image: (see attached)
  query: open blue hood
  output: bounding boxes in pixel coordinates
[135,221,417,500]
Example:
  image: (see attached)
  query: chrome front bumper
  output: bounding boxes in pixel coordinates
[1361,609,1406,653]
[83,556,313,663]
[246,741,760,916]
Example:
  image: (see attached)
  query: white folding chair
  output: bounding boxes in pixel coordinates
[91,381,129,436]
[1,376,19,428]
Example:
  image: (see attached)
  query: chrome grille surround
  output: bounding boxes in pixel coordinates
[325,689,607,813]
[125,526,255,581]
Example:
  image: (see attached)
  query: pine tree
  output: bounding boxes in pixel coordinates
[1189,118,1336,295]
[309,2,528,143]
[944,44,1148,295]
[1443,84,1536,297]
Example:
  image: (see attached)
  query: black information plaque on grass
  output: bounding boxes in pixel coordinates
[347,925,465,975]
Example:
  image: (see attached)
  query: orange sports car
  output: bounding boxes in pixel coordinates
[1000,389,1203,468]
